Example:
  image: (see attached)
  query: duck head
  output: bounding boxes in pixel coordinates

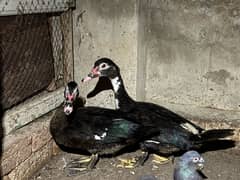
[82,58,122,98]
[63,81,79,115]
[82,58,134,109]
[82,58,120,82]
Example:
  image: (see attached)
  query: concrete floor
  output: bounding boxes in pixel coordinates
[31,148,240,180]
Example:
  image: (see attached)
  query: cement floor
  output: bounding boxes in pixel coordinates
[31,148,240,180]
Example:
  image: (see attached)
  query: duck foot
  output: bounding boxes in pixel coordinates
[64,154,99,176]
[117,151,149,168]
[152,154,170,164]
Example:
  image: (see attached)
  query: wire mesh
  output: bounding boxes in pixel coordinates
[17,0,75,14]
[0,0,75,15]
[1,14,55,109]
[49,15,64,84]
[61,10,74,83]
[0,1,74,110]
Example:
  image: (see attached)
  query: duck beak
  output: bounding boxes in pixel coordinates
[64,103,73,115]
[82,67,100,82]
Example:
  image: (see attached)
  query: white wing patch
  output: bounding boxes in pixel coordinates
[180,123,199,134]
[113,118,125,121]
[145,140,160,144]
[94,132,107,140]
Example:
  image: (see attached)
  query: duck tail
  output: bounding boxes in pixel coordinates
[192,129,235,151]
[200,129,234,142]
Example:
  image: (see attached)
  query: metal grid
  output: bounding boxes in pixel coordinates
[49,9,74,86]
[49,15,64,85]
[0,0,75,15]
[1,14,55,109]
[0,1,75,110]
[61,10,74,83]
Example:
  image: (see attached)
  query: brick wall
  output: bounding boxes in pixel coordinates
[1,111,60,180]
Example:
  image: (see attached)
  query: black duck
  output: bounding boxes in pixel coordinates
[50,81,159,175]
[82,58,235,166]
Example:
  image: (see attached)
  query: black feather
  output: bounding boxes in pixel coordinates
[87,77,113,98]
[199,129,234,141]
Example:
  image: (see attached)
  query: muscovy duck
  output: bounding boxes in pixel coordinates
[82,58,235,165]
[50,81,159,175]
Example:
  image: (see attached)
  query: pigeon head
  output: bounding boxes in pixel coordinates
[179,150,204,171]
[174,151,206,180]
[82,58,120,82]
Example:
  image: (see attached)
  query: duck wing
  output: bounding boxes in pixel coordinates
[63,107,159,153]
[126,102,203,135]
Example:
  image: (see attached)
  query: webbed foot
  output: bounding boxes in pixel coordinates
[117,151,149,168]
[64,154,99,176]
[152,154,170,164]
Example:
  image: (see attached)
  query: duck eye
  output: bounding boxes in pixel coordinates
[192,157,199,163]
[101,63,106,68]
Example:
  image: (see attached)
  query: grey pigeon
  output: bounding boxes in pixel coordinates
[174,151,206,180]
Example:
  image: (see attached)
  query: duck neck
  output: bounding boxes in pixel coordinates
[110,75,135,111]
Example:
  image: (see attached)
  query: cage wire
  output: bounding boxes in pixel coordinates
[15,0,75,85]
[17,0,75,14]
[60,10,74,83]
[49,14,64,84]
[0,0,74,109]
